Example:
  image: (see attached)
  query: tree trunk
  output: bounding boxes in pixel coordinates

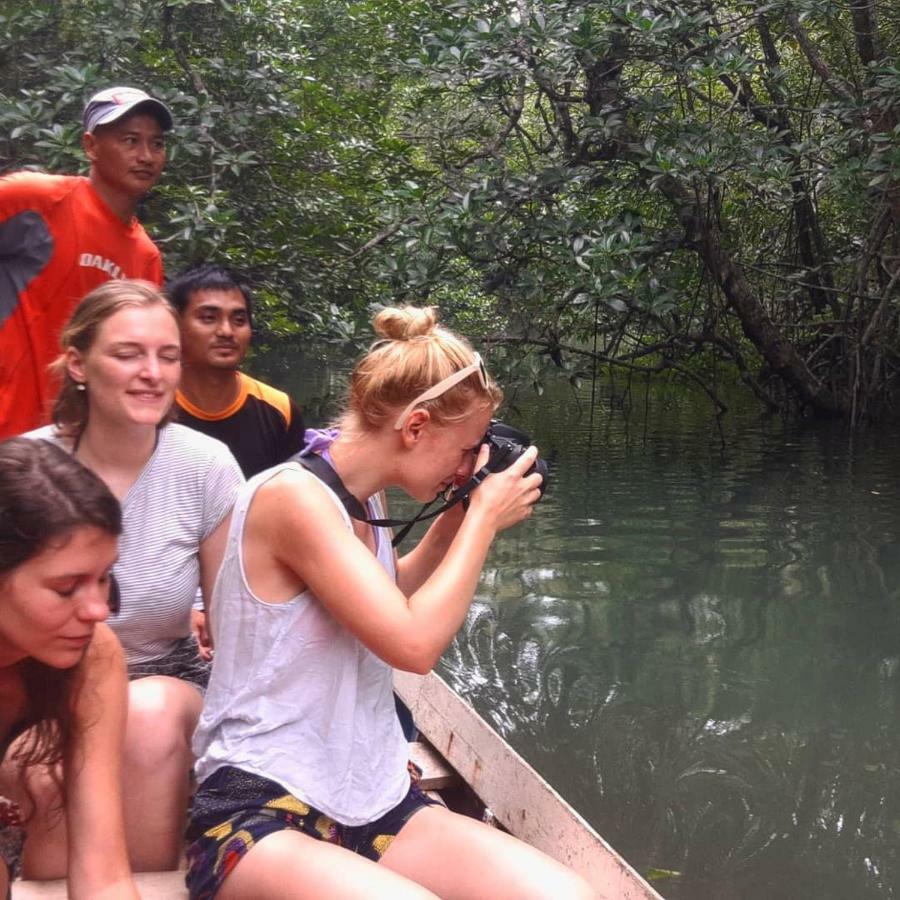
[663,180,846,416]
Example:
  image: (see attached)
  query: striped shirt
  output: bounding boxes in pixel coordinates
[26,424,243,664]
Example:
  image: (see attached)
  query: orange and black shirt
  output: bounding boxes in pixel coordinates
[174,373,305,478]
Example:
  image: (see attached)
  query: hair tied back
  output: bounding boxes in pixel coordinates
[373,306,437,342]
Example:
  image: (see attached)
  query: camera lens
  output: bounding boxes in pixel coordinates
[483,422,548,497]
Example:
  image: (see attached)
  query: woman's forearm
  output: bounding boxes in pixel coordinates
[67,629,138,900]
[396,505,465,594]
[396,511,497,672]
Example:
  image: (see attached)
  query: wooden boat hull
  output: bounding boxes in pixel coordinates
[395,670,662,900]
[13,870,185,899]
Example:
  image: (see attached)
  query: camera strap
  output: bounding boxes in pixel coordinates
[294,452,489,547]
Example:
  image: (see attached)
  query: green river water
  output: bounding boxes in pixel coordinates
[257,348,900,900]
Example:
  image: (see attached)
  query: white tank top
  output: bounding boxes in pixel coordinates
[192,462,410,825]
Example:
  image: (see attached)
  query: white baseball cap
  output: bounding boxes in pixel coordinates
[83,86,173,133]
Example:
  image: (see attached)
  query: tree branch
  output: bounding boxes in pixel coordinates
[785,13,857,104]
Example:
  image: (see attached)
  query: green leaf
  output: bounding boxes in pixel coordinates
[646,868,683,882]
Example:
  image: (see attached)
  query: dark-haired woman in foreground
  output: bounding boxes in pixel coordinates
[0,438,138,899]
[187,306,594,899]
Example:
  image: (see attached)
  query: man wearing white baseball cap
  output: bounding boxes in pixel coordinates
[0,85,173,438]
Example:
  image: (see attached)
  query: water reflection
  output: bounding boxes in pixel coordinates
[256,350,900,899]
[452,394,900,899]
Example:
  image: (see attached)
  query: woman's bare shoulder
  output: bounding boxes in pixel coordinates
[254,465,345,520]
[77,624,127,687]
[249,465,352,572]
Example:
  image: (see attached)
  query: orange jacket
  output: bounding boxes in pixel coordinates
[0,172,163,438]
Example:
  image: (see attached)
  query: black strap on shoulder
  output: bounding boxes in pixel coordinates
[291,451,488,547]
[292,452,401,526]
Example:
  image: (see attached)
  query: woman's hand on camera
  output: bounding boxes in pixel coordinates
[469,444,543,532]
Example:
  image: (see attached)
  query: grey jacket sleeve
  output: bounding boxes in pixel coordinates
[0,209,54,326]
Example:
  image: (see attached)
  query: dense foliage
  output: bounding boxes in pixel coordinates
[377,0,900,422]
[1,0,898,422]
[0,0,416,337]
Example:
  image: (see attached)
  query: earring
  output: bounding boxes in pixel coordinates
[76,383,86,391]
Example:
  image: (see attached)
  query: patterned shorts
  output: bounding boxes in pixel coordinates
[184,765,438,900]
[0,795,24,896]
[128,635,211,693]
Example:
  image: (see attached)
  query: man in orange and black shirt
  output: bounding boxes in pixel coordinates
[169,264,305,477]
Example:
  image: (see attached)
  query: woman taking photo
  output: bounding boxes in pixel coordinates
[21,280,243,875]
[0,438,138,899]
[186,306,593,899]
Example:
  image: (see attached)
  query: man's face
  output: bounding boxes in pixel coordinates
[83,112,166,200]
[180,288,252,371]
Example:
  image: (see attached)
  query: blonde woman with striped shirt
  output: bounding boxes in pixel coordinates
[20,279,243,876]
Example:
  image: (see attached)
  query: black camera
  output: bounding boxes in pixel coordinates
[482,421,549,497]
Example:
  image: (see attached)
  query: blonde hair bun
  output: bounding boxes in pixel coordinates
[373,306,438,341]
[341,303,503,433]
